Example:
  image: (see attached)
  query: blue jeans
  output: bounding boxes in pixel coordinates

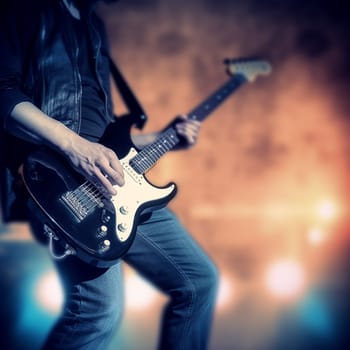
[41,208,219,350]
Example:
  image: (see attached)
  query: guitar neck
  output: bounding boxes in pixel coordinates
[188,73,246,122]
[130,74,247,174]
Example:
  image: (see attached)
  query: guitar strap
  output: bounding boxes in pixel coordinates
[109,57,148,130]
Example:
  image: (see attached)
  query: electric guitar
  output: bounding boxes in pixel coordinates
[21,58,272,267]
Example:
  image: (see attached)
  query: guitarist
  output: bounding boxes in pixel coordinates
[0,1,218,349]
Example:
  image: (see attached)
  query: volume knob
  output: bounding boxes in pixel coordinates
[117,223,128,232]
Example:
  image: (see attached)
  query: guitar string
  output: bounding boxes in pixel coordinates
[83,182,104,203]
[70,181,103,212]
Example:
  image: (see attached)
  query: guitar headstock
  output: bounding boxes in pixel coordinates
[224,57,272,82]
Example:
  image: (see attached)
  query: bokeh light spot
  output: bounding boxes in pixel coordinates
[35,270,63,314]
[125,272,159,311]
[317,200,337,221]
[308,227,327,245]
[265,260,305,300]
[216,273,234,310]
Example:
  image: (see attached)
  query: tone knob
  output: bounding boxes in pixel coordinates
[119,206,129,215]
[99,239,111,253]
[97,225,108,238]
[117,223,128,232]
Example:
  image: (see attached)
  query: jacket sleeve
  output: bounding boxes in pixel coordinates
[0,1,37,129]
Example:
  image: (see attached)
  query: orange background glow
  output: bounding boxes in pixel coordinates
[1,0,350,349]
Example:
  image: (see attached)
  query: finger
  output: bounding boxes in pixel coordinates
[176,123,200,139]
[106,159,125,186]
[100,158,125,187]
[175,114,200,127]
[186,122,201,134]
[94,168,118,196]
[176,127,197,144]
[176,119,200,131]
[98,149,125,186]
[189,120,201,128]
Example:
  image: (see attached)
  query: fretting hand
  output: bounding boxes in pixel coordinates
[173,115,201,148]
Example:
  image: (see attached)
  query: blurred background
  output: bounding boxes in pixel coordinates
[1,0,350,349]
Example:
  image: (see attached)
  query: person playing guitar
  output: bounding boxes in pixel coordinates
[1,0,271,348]
[0,1,218,349]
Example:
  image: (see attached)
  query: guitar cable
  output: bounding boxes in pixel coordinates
[44,224,76,260]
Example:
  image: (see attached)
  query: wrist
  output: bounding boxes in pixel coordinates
[47,122,79,154]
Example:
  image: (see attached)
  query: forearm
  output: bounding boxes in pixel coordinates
[7,101,125,195]
[6,101,80,153]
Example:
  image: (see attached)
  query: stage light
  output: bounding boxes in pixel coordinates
[35,270,63,314]
[265,259,305,300]
[125,270,159,311]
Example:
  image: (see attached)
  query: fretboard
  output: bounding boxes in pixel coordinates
[129,73,247,174]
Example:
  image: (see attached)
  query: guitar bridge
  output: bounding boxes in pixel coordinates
[61,183,103,222]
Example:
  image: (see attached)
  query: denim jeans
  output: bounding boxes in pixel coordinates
[40,208,219,350]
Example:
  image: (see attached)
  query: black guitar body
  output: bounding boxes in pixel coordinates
[23,116,166,267]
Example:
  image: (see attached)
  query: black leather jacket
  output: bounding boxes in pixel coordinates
[0,0,115,222]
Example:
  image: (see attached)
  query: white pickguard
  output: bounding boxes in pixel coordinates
[111,147,176,242]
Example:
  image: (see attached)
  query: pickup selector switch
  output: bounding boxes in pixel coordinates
[101,209,111,224]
